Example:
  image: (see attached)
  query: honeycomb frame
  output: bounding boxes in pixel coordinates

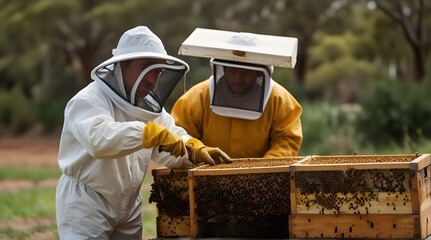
[289,153,431,239]
[188,157,305,238]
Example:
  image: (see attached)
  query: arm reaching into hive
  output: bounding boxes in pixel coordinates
[143,122,186,157]
[186,138,232,166]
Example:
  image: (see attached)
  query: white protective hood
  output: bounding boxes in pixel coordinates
[91,26,189,119]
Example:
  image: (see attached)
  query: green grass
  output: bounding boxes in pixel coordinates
[142,175,157,238]
[0,228,28,240]
[0,186,58,240]
[0,167,61,181]
[0,224,57,240]
[0,167,158,239]
[0,187,56,221]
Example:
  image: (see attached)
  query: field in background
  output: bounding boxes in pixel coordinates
[0,135,159,240]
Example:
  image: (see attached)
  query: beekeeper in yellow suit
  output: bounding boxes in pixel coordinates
[172,29,302,158]
[56,26,231,240]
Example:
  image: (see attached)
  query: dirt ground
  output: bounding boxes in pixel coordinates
[0,134,160,239]
[0,134,160,187]
[0,135,60,192]
[0,135,60,168]
[0,135,59,239]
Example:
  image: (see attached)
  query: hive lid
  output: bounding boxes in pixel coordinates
[178,28,298,68]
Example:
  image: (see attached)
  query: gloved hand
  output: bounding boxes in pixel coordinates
[143,122,186,157]
[186,138,232,166]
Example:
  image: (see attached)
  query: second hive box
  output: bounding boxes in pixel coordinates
[289,153,431,239]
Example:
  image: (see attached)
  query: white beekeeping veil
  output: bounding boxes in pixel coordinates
[91,26,189,117]
[209,58,273,120]
[178,28,297,120]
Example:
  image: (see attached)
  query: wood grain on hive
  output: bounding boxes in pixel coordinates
[289,153,431,239]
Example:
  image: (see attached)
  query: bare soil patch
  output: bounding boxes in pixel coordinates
[0,135,60,168]
[0,135,60,192]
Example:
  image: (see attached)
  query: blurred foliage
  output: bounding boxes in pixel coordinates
[356,75,431,147]
[0,0,430,153]
[299,98,431,155]
[0,87,38,134]
[306,33,379,103]
[299,101,360,155]
[36,100,68,132]
[307,56,376,103]
[372,0,430,82]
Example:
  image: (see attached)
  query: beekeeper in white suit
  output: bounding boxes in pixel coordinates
[56,26,232,240]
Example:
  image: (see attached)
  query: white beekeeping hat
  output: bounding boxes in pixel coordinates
[90,26,190,117]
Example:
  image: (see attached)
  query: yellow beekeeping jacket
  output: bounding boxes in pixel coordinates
[171,79,303,158]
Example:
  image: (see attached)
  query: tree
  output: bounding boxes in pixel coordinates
[189,0,354,84]
[372,0,430,82]
[0,0,119,93]
[272,0,356,83]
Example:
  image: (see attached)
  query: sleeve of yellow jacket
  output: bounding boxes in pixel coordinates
[262,81,303,158]
[172,80,303,158]
[171,80,208,140]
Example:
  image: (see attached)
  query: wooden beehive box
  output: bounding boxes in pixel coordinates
[289,153,431,239]
[149,167,190,237]
[188,157,305,238]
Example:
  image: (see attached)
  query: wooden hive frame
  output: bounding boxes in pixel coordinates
[188,156,307,238]
[289,153,431,239]
[150,167,191,237]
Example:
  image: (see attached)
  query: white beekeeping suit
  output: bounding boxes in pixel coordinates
[56,26,194,240]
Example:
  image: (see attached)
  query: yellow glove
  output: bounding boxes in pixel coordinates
[186,138,232,166]
[143,122,186,157]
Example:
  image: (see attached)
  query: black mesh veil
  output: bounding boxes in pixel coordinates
[136,67,187,113]
[95,60,187,113]
[209,59,272,120]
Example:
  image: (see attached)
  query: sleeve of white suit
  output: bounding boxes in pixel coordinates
[150,108,193,168]
[65,93,145,160]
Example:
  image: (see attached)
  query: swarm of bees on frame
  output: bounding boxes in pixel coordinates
[194,172,290,234]
[192,158,300,237]
[296,155,416,215]
[149,170,190,217]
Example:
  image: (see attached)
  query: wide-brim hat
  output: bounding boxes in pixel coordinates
[92,26,189,79]
[178,28,297,69]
